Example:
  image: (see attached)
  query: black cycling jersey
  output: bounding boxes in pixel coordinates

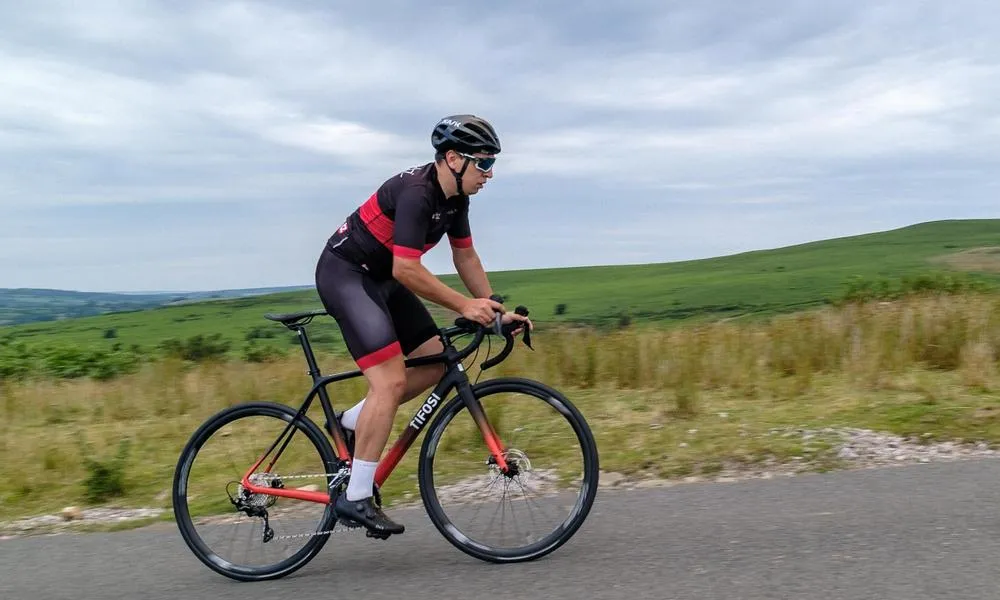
[326,162,472,279]
[314,162,472,370]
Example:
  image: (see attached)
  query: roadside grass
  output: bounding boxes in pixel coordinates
[2,292,999,524]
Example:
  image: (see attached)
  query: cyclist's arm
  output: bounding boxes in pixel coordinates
[447,203,493,298]
[452,245,493,298]
[393,256,469,313]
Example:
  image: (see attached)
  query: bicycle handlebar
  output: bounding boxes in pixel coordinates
[441,304,532,370]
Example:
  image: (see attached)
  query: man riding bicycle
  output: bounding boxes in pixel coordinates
[314,114,532,536]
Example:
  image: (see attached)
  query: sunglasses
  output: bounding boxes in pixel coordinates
[458,153,496,172]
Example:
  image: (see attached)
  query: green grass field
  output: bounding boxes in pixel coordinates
[3,219,999,360]
[2,219,1000,527]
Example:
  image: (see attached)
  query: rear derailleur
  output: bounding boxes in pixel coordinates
[227,475,285,543]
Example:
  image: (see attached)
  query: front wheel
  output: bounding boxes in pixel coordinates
[418,378,599,563]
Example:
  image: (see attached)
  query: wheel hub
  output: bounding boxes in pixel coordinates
[488,449,531,479]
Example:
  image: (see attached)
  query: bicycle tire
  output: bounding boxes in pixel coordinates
[418,377,599,563]
[172,402,339,581]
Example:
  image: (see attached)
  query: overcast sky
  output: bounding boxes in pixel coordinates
[2,1,998,292]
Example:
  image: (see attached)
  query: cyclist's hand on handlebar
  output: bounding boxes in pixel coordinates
[461,297,504,326]
[501,311,533,336]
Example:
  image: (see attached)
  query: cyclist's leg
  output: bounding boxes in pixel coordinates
[352,355,406,464]
[315,251,406,454]
[315,249,406,533]
[341,283,443,456]
[342,356,408,534]
[337,284,447,430]
[334,283,443,508]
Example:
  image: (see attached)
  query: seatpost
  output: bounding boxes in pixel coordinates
[294,326,323,382]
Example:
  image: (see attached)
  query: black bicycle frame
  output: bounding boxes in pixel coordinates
[240,322,510,505]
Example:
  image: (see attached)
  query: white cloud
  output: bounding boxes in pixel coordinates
[1,1,999,291]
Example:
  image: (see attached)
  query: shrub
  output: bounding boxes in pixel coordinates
[245,326,278,341]
[835,272,994,305]
[243,342,286,363]
[159,334,231,362]
[79,437,131,504]
[0,339,33,381]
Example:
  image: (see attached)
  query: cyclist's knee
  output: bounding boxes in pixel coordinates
[367,367,407,401]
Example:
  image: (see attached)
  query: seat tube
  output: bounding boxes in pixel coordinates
[296,325,348,457]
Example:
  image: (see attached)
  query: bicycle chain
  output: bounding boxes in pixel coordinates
[245,468,353,541]
[274,522,360,541]
[258,472,335,480]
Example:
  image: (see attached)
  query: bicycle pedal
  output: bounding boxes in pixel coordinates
[366,529,392,540]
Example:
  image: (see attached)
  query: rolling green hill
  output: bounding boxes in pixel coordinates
[0,286,312,327]
[2,219,999,358]
[0,289,170,327]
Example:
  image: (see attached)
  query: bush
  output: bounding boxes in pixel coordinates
[834,272,994,305]
[79,437,131,504]
[0,339,145,382]
[41,346,144,381]
[243,342,286,363]
[0,339,33,381]
[159,334,231,362]
[555,303,568,316]
[245,326,278,341]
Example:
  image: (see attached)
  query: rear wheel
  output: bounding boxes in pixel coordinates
[172,402,340,581]
[418,378,599,563]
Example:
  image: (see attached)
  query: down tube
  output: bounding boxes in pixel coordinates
[374,374,456,487]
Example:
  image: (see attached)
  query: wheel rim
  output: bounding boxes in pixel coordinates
[175,408,335,576]
[423,386,595,558]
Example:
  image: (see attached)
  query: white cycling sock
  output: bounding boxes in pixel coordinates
[346,459,377,501]
[340,398,366,431]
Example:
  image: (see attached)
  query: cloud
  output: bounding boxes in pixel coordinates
[1,1,999,291]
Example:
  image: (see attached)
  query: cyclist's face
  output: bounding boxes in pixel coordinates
[448,151,494,195]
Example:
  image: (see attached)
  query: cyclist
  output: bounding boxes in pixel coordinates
[314,114,532,536]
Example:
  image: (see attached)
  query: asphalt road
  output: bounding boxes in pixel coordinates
[3,459,1000,600]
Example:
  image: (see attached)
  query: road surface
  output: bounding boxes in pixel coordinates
[3,459,999,600]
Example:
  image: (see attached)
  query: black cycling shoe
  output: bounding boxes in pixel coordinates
[334,494,405,536]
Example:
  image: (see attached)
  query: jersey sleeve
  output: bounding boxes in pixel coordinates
[447,199,473,249]
[392,185,431,259]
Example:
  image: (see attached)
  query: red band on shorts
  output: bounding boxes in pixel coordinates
[449,235,472,249]
[356,341,402,370]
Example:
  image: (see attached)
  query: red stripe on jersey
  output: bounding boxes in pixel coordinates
[359,193,394,247]
[449,235,473,249]
[392,245,423,258]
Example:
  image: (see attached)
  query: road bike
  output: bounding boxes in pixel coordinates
[171,306,600,581]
